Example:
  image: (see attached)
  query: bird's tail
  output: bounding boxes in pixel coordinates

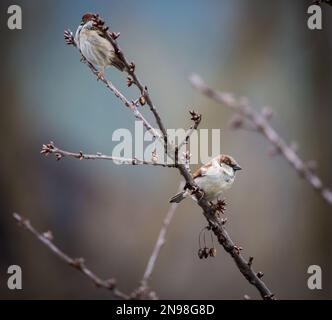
[169,190,188,203]
[111,57,126,72]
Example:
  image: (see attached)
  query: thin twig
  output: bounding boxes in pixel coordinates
[177,110,201,172]
[88,61,162,141]
[13,213,129,300]
[178,110,202,151]
[40,141,177,168]
[190,74,332,207]
[141,182,184,288]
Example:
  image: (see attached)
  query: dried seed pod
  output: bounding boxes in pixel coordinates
[221,217,227,225]
[43,231,54,241]
[129,62,136,73]
[127,77,134,87]
[203,247,209,259]
[151,150,158,163]
[198,248,204,259]
[111,32,120,40]
[189,110,201,123]
[139,96,146,106]
[182,151,191,162]
[106,278,116,289]
[233,245,243,255]
[209,248,217,257]
[55,153,62,161]
[70,257,85,269]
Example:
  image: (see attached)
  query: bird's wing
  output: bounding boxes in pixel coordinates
[95,28,106,37]
[94,29,126,71]
[93,27,115,43]
[192,161,213,178]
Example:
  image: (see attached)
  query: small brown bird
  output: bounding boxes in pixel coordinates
[170,154,242,203]
[74,13,125,77]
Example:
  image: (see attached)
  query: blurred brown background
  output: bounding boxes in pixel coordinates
[0,0,331,299]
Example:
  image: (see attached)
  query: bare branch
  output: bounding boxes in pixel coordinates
[87,62,162,141]
[141,182,184,288]
[174,110,201,171]
[190,74,332,207]
[40,141,177,168]
[13,213,129,300]
[178,110,202,151]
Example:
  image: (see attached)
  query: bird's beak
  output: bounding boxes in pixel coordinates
[233,164,242,171]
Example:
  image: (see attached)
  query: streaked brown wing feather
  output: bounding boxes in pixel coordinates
[94,29,125,71]
[95,29,116,43]
[192,168,203,179]
[192,161,213,178]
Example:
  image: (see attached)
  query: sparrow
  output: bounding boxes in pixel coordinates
[74,13,125,78]
[170,154,242,203]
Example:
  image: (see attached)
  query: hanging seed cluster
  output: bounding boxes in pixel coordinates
[198,227,217,259]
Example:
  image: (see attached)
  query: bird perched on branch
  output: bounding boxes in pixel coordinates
[74,13,125,78]
[170,155,242,203]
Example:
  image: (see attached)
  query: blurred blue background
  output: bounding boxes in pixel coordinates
[0,0,332,299]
